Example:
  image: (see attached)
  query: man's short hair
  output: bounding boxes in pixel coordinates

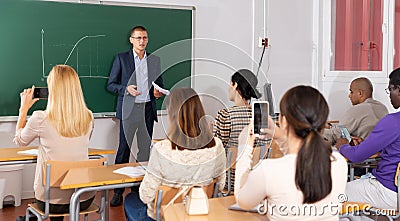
[130,26,147,36]
[353,77,373,97]
[389,67,400,86]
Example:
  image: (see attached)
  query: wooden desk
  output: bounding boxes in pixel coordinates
[60,162,144,221]
[0,146,115,165]
[60,162,143,189]
[163,196,268,221]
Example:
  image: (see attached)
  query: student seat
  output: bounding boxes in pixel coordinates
[222,145,272,197]
[25,158,106,221]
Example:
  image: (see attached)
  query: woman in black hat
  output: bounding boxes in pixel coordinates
[213,69,261,149]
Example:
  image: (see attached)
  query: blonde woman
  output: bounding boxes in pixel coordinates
[14,65,95,221]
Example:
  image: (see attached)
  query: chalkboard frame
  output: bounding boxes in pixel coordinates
[0,0,194,120]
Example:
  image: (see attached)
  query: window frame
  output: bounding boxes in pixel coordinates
[321,0,393,80]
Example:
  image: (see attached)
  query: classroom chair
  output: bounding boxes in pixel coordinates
[154,178,219,221]
[339,201,371,221]
[25,158,106,221]
[221,146,269,197]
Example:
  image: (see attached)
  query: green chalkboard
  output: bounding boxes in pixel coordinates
[0,0,192,116]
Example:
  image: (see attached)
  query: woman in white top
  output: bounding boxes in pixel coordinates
[123,87,226,221]
[14,65,95,221]
[235,85,348,221]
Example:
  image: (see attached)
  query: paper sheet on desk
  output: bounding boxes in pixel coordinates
[228,203,259,213]
[152,82,170,95]
[113,166,147,178]
[17,149,38,156]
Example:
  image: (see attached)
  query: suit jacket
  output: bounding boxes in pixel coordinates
[107,50,163,121]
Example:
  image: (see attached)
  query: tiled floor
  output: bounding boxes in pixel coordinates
[0,191,128,221]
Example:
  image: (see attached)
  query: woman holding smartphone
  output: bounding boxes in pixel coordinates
[235,86,348,220]
[14,65,95,221]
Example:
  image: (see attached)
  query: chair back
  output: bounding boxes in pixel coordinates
[154,178,218,221]
[222,146,263,197]
[43,158,106,187]
[395,163,400,187]
[396,163,400,212]
[26,158,106,221]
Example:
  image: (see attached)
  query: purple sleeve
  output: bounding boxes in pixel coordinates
[339,114,399,162]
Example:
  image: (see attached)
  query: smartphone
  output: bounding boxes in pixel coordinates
[338,125,354,145]
[252,101,269,135]
[33,87,49,99]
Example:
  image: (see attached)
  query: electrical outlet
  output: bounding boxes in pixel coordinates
[257,37,269,48]
[258,37,263,48]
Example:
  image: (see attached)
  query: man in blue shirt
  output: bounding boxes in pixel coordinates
[337,68,400,212]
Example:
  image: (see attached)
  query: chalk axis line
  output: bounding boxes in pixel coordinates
[41,28,108,79]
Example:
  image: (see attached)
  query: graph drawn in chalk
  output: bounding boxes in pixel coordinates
[41,28,109,79]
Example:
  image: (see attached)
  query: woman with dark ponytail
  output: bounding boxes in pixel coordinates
[235,85,348,220]
[213,69,261,149]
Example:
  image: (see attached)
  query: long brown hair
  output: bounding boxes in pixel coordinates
[166,88,215,150]
[280,85,331,203]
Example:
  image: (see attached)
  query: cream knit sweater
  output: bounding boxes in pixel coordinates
[139,137,226,219]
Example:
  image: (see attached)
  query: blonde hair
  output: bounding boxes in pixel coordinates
[46,65,92,137]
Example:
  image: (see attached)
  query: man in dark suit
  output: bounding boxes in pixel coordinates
[107,26,163,206]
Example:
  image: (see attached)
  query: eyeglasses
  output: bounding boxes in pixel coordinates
[385,85,398,94]
[130,36,148,41]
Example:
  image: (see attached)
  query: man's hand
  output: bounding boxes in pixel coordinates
[126,85,141,96]
[154,88,162,98]
[350,136,363,146]
[335,137,349,150]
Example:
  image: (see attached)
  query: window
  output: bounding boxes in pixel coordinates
[394,0,400,68]
[322,0,393,78]
[331,0,383,71]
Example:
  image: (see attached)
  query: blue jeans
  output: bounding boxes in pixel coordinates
[124,191,155,221]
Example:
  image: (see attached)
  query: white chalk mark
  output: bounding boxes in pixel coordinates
[76,48,79,73]
[41,29,109,79]
[64,34,106,64]
[41,29,45,78]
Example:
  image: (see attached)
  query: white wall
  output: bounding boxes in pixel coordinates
[265,0,315,113]
[0,0,261,199]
